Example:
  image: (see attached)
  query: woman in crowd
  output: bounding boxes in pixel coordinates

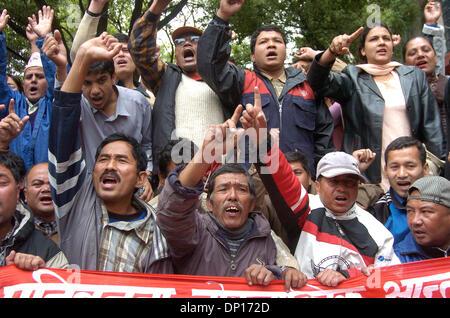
[306,23,445,190]
[403,36,448,141]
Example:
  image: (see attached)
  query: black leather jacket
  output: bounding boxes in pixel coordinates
[307,53,445,183]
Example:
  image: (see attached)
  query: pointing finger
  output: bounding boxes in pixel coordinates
[348,27,364,43]
[8,99,15,115]
[230,104,243,127]
[254,86,262,114]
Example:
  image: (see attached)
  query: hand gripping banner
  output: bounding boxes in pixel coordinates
[0,258,448,298]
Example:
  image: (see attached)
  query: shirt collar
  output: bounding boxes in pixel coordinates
[389,188,407,208]
[260,70,287,83]
[100,197,154,244]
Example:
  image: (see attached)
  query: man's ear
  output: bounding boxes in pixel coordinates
[17,183,22,205]
[315,180,321,194]
[135,171,148,189]
[206,197,213,211]
[249,198,255,212]
[423,162,430,176]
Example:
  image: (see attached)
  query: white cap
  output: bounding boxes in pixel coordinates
[25,52,43,71]
[316,152,366,182]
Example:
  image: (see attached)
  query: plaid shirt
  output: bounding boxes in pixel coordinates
[97,200,156,273]
[129,10,168,96]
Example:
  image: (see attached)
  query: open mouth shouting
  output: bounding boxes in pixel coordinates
[182,48,195,62]
[266,50,278,60]
[90,95,104,108]
[223,201,243,215]
[334,193,349,205]
[39,194,53,206]
[396,180,411,192]
[100,171,121,190]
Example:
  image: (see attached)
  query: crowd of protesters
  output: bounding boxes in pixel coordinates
[0,0,448,291]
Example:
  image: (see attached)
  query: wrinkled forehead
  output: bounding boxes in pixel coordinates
[213,172,249,187]
[24,66,45,77]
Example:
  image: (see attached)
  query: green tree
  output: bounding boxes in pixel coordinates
[0,0,191,75]
[0,0,426,75]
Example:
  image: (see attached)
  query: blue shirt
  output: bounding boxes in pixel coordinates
[0,34,55,170]
[385,190,409,246]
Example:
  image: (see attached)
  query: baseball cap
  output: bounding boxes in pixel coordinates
[407,176,450,208]
[171,26,203,41]
[25,52,43,71]
[316,152,366,182]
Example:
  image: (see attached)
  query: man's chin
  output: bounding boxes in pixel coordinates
[180,64,197,74]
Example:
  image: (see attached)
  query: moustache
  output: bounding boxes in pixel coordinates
[99,170,121,183]
[223,201,243,211]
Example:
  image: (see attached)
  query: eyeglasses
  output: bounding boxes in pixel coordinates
[173,35,200,46]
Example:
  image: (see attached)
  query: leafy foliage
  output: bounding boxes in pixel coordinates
[0,0,424,76]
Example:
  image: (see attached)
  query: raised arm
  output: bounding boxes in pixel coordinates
[197,0,246,110]
[69,0,109,63]
[423,0,447,76]
[49,33,121,218]
[239,87,310,251]
[42,30,67,84]
[0,9,15,118]
[27,6,57,100]
[128,0,171,95]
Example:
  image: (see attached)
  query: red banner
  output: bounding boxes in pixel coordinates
[0,258,448,298]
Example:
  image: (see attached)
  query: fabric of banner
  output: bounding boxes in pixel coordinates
[0,257,448,298]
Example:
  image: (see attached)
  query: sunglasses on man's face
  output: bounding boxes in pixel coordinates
[173,35,200,46]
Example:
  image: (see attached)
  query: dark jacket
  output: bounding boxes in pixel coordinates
[197,15,335,175]
[0,208,68,268]
[445,79,450,179]
[307,53,445,183]
[395,232,449,263]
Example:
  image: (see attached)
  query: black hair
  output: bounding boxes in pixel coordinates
[158,138,198,179]
[0,152,26,184]
[250,25,287,54]
[88,60,115,76]
[285,151,311,176]
[94,133,148,173]
[113,33,129,43]
[384,136,427,165]
[402,35,435,61]
[357,22,393,64]
[7,74,24,94]
[207,164,256,201]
